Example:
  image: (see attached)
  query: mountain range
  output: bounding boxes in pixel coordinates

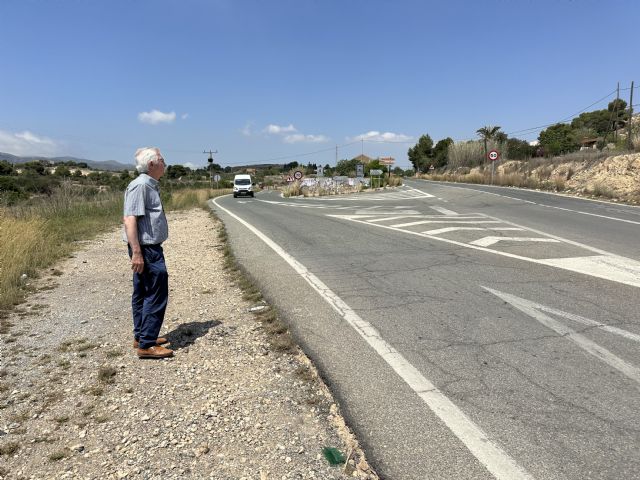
[0,152,131,172]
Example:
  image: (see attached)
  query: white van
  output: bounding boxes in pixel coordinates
[233,174,254,198]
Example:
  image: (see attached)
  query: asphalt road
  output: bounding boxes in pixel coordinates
[210,180,640,480]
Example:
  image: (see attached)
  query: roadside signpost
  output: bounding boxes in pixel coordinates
[213,173,221,189]
[293,170,303,180]
[370,168,383,188]
[488,149,500,185]
[356,163,364,178]
[378,157,395,182]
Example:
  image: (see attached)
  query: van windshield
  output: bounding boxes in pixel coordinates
[235,179,251,185]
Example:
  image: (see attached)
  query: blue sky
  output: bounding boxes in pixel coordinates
[1,0,638,169]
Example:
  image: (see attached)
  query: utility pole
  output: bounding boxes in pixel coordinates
[203,149,218,188]
[614,82,620,142]
[628,81,634,151]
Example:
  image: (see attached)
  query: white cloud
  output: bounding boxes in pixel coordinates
[183,162,196,169]
[283,134,330,144]
[138,110,176,125]
[349,131,412,142]
[264,123,297,135]
[0,129,59,156]
[181,113,189,120]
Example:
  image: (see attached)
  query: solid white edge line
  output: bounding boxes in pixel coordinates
[211,196,534,480]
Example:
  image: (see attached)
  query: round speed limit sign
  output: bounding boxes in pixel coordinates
[293,170,303,180]
[488,150,500,162]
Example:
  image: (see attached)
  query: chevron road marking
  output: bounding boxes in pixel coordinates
[470,237,561,247]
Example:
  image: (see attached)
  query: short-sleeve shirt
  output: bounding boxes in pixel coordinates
[122,174,169,245]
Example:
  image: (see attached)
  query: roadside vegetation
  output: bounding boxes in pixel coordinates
[405,98,639,202]
[0,168,229,312]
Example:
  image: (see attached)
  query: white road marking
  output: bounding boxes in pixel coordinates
[418,181,640,225]
[392,220,501,227]
[470,237,561,247]
[535,304,640,344]
[484,287,640,384]
[367,215,422,223]
[422,227,486,235]
[329,214,640,288]
[422,227,526,235]
[354,211,420,216]
[212,197,534,480]
[538,255,640,288]
[430,206,459,215]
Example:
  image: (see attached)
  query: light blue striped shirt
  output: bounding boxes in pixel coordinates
[122,174,168,245]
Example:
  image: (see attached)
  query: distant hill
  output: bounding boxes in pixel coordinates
[0,152,131,172]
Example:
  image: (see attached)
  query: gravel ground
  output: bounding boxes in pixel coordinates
[0,208,377,480]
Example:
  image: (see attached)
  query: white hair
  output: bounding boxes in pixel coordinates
[134,147,162,173]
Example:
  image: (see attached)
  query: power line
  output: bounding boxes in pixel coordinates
[507,89,617,136]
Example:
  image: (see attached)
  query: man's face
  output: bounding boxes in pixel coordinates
[149,155,166,179]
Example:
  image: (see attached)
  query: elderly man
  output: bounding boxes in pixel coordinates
[123,147,173,359]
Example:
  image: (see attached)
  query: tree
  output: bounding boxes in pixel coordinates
[334,158,359,176]
[538,123,578,156]
[505,138,535,160]
[432,137,453,168]
[476,125,502,158]
[166,164,188,179]
[570,110,611,137]
[407,134,434,173]
[22,161,47,175]
[494,131,508,144]
[608,99,629,130]
[0,160,13,176]
[54,165,71,177]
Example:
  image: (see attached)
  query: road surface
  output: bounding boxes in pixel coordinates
[210,180,640,480]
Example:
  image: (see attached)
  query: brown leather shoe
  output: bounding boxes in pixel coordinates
[133,337,169,349]
[137,345,174,359]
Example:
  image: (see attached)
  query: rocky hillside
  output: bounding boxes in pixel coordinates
[493,152,640,204]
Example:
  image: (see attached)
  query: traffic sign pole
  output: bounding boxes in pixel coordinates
[488,150,500,185]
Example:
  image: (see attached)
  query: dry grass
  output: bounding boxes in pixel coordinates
[282,181,302,197]
[0,441,20,456]
[588,182,615,198]
[0,186,229,313]
[97,366,117,384]
[165,188,230,210]
[48,449,69,461]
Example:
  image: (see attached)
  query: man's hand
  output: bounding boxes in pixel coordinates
[131,251,144,274]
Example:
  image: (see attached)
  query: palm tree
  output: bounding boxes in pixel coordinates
[476,125,502,159]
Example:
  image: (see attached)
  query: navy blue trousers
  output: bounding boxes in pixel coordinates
[128,244,168,349]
